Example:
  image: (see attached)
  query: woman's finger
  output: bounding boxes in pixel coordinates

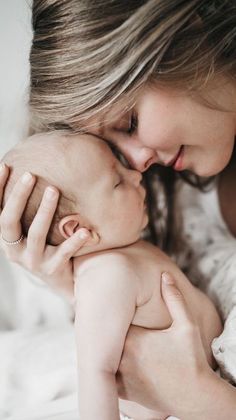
[0,163,10,211]
[161,272,195,328]
[27,186,59,256]
[0,172,36,242]
[50,228,91,273]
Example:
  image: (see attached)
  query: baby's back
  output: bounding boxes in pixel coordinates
[116,240,222,366]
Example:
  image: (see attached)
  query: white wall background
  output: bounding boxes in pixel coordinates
[0,0,32,155]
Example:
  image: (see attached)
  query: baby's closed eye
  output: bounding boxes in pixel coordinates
[114,178,122,188]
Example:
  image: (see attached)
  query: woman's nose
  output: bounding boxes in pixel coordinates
[127,147,158,172]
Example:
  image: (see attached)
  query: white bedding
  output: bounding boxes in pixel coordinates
[0,325,78,420]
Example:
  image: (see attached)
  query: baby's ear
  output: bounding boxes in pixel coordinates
[58,214,99,245]
[58,214,81,239]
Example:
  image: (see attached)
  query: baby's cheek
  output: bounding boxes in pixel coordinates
[113,214,138,239]
[124,213,142,236]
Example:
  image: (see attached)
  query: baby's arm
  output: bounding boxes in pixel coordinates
[73,254,138,420]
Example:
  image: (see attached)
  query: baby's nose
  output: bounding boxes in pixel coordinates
[129,169,142,186]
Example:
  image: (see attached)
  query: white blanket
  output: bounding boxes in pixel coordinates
[0,325,78,420]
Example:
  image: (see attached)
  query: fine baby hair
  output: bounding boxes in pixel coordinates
[2,132,79,245]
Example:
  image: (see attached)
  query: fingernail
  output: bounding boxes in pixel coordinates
[45,187,57,201]
[162,272,174,285]
[21,172,33,184]
[0,163,6,173]
[78,229,89,240]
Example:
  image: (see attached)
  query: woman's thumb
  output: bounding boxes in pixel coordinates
[161,272,194,326]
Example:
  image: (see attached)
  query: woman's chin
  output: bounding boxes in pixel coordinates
[192,151,234,177]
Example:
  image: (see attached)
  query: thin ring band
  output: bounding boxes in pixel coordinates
[0,233,24,246]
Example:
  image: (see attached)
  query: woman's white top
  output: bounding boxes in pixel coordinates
[176,179,236,383]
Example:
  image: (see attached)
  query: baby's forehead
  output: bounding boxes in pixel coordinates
[29,131,113,165]
[70,134,114,166]
[14,132,115,187]
[60,134,116,183]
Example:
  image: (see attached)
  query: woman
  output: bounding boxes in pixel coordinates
[1,0,236,417]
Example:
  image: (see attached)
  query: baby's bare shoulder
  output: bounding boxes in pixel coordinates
[74,248,141,287]
[73,250,140,308]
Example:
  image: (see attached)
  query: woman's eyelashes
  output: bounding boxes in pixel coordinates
[112,111,138,137]
[127,112,138,136]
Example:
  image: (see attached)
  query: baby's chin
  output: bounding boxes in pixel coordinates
[141,211,149,230]
[131,213,149,242]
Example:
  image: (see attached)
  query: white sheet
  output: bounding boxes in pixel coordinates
[0,326,78,419]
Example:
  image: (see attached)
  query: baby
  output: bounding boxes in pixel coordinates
[2,132,222,420]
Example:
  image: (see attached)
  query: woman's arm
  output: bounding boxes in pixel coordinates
[117,273,236,420]
[0,165,90,302]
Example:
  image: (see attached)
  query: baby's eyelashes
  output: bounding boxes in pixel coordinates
[114,179,122,188]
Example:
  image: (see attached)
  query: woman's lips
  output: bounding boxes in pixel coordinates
[165,146,184,170]
[161,146,185,170]
[173,145,184,171]
[165,147,182,167]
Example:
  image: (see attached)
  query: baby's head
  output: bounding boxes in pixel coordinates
[2,132,148,254]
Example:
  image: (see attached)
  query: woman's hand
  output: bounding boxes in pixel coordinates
[0,165,91,300]
[117,273,219,419]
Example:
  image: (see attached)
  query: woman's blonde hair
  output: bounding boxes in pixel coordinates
[30,0,236,131]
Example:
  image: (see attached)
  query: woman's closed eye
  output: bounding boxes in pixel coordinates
[112,111,138,137]
[127,111,138,136]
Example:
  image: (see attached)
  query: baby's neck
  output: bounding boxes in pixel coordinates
[74,238,139,258]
